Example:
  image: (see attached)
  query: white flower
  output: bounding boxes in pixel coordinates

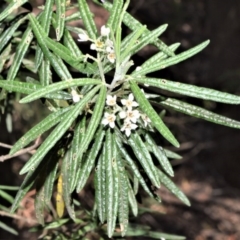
[107,52,116,63]
[101,25,110,37]
[119,109,140,123]
[141,114,151,127]
[119,111,126,119]
[90,40,104,51]
[106,95,117,106]
[71,90,80,103]
[102,112,116,128]
[105,39,114,52]
[77,32,89,42]
[121,93,139,110]
[121,121,138,137]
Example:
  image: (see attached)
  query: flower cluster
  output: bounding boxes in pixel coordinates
[77,25,116,63]
[102,93,151,137]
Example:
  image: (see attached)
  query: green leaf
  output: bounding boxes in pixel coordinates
[0,80,72,99]
[55,0,66,41]
[76,128,105,192]
[158,169,190,206]
[10,107,73,155]
[95,0,175,57]
[20,78,101,103]
[120,25,146,57]
[76,85,107,158]
[126,178,138,217]
[6,26,33,81]
[128,132,160,188]
[0,15,28,52]
[65,11,81,22]
[19,85,101,175]
[0,221,18,236]
[106,0,123,33]
[28,14,78,79]
[130,81,179,147]
[136,77,240,104]
[0,43,12,72]
[62,150,76,220]
[163,148,182,160]
[159,97,240,128]
[35,0,54,71]
[94,147,106,224]
[39,58,52,86]
[43,156,59,206]
[116,149,129,237]
[0,0,28,22]
[11,162,45,213]
[145,133,174,177]
[115,136,154,198]
[35,177,46,225]
[138,42,181,71]
[132,40,210,76]
[77,0,97,39]
[63,29,83,58]
[69,116,86,192]
[105,129,118,238]
[0,189,14,203]
[0,185,19,191]
[123,24,168,61]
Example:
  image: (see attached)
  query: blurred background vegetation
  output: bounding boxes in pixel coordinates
[1,0,240,239]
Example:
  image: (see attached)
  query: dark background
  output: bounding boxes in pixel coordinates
[1,0,240,239]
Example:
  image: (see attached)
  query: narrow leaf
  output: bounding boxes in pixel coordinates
[132,40,210,76]
[105,129,115,238]
[163,148,182,160]
[76,128,105,192]
[35,0,54,71]
[123,24,168,61]
[77,0,97,39]
[158,169,190,206]
[94,146,106,223]
[0,0,28,22]
[0,15,28,52]
[55,0,66,41]
[128,132,160,188]
[0,221,18,235]
[20,78,101,103]
[115,136,154,198]
[10,107,73,155]
[130,81,179,147]
[62,150,76,220]
[135,77,240,104]
[19,85,100,175]
[0,80,72,99]
[63,29,82,58]
[106,0,123,33]
[77,85,107,158]
[159,97,240,128]
[139,42,181,71]
[145,133,174,177]
[7,26,33,81]
[69,117,86,192]
[126,178,138,217]
[116,148,129,237]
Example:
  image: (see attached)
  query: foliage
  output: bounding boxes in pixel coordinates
[0,0,240,238]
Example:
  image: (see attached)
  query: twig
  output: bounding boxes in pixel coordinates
[0,143,12,149]
[0,210,38,225]
[0,137,41,162]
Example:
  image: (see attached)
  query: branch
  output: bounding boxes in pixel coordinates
[0,137,41,162]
